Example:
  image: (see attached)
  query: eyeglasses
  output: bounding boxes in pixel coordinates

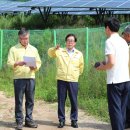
[19,37,29,40]
[66,39,75,42]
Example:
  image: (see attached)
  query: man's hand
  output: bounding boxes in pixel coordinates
[95,62,105,70]
[55,45,60,50]
[14,61,26,67]
[94,61,106,68]
[29,66,37,70]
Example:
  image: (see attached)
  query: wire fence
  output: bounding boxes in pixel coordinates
[0,22,129,69]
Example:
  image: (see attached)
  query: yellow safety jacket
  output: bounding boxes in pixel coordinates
[48,47,84,82]
[7,43,41,79]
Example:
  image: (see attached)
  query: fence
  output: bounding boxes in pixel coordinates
[0,22,129,69]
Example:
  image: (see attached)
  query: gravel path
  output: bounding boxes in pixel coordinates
[0,91,112,130]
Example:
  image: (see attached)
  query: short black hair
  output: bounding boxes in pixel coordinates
[65,34,77,42]
[18,27,29,36]
[104,17,120,32]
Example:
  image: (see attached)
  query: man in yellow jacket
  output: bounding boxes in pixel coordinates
[122,25,130,129]
[48,34,84,128]
[7,28,41,130]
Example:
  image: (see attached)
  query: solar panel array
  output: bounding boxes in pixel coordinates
[0,0,130,15]
[0,1,32,14]
[18,0,130,15]
[19,0,130,9]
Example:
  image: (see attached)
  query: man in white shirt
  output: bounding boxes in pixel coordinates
[95,17,130,130]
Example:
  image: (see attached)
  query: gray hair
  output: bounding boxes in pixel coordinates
[18,28,29,36]
[123,25,130,34]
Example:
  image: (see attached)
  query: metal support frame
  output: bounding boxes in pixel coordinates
[95,8,114,25]
[53,11,68,19]
[37,6,51,26]
[90,8,114,25]
[52,11,69,23]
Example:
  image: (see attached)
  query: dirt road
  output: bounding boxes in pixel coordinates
[0,91,112,130]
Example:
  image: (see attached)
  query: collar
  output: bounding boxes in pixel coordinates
[110,33,119,38]
[62,48,79,54]
[18,42,30,48]
[66,48,75,53]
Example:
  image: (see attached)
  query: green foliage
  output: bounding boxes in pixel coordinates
[0,14,129,30]
[0,67,14,97]
[0,14,96,29]
[0,16,12,28]
[78,98,109,122]
[35,64,57,102]
[77,66,109,121]
[79,67,106,99]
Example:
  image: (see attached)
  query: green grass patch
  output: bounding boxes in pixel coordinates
[78,98,109,122]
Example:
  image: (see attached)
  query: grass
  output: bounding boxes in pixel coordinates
[78,98,109,122]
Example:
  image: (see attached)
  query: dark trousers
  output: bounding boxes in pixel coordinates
[107,81,130,130]
[57,80,78,122]
[126,108,130,125]
[126,85,130,126]
[14,79,35,123]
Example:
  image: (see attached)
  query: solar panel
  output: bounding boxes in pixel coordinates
[0,2,9,5]
[3,7,31,12]
[67,11,96,15]
[0,1,32,13]
[101,2,124,7]
[52,7,91,12]
[0,0,130,16]
[118,2,130,8]
[19,0,130,9]
[0,2,22,10]
[114,11,130,14]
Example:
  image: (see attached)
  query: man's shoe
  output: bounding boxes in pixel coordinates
[25,120,38,128]
[71,120,78,128]
[16,122,23,130]
[58,121,65,128]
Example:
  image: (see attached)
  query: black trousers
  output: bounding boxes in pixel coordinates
[107,81,130,130]
[126,85,130,126]
[14,79,35,123]
[57,80,78,122]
